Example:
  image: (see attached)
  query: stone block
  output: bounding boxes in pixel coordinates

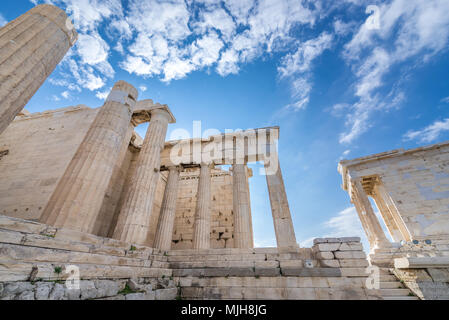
[125,293,146,300]
[279,260,303,269]
[285,288,316,300]
[427,268,449,282]
[257,288,286,299]
[313,243,340,252]
[315,251,334,260]
[338,259,369,268]
[94,280,120,297]
[334,251,366,259]
[340,268,368,277]
[16,291,35,300]
[339,237,361,243]
[80,280,97,300]
[35,282,53,300]
[281,267,341,277]
[255,268,281,276]
[255,261,279,268]
[320,260,340,268]
[49,283,65,300]
[339,243,363,251]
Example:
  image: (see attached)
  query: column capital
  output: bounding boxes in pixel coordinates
[132,99,176,125]
[106,81,138,111]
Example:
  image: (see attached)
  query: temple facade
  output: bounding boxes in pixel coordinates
[0,99,296,251]
[0,5,448,300]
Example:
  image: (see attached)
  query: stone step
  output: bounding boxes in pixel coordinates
[172,267,342,278]
[380,275,397,281]
[180,286,379,300]
[0,229,168,264]
[169,260,281,269]
[0,243,170,269]
[0,215,167,259]
[167,252,313,263]
[175,276,366,289]
[167,247,308,256]
[380,281,405,289]
[383,296,420,300]
[380,288,413,296]
[0,259,172,282]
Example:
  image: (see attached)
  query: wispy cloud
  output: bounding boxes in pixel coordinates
[30,0,449,127]
[404,118,449,143]
[298,206,368,249]
[338,0,449,144]
[278,32,333,111]
[0,13,7,27]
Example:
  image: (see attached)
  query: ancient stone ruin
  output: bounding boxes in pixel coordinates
[0,5,448,300]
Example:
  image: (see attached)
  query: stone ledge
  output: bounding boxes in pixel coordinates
[281,267,341,277]
[313,237,361,245]
[394,257,449,269]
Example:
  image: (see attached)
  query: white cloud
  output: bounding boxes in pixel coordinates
[77,32,109,65]
[162,57,195,82]
[190,32,224,67]
[61,91,70,99]
[216,49,240,76]
[0,13,7,27]
[279,32,333,78]
[139,85,147,92]
[288,78,312,111]
[278,32,333,111]
[68,58,106,91]
[339,149,351,160]
[404,118,449,143]
[193,8,236,41]
[339,0,449,144]
[95,88,111,100]
[224,0,255,25]
[441,96,449,104]
[298,206,370,250]
[333,19,356,36]
[127,0,190,42]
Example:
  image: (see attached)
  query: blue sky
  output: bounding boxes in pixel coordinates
[2,0,449,250]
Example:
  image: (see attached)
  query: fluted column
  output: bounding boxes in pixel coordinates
[265,160,298,248]
[41,81,138,232]
[154,166,181,250]
[352,192,376,248]
[113,106,173,245]
[192,164,212,250]
[353,178,391,249]
[0,4,77,135]
[233,164,253,248]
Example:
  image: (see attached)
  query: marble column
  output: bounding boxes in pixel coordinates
[41,81,138,232]
[265,160,298,248]
[371,187,402,242]
[0,4,78,135]
[375,183,412,242]
[92,123,136,237]
[233,164,253,248]
[192,164,212,250]
[353,178,391,248]
[113,104,174,245]
[154,166,181,250]
[352,192,376,248]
